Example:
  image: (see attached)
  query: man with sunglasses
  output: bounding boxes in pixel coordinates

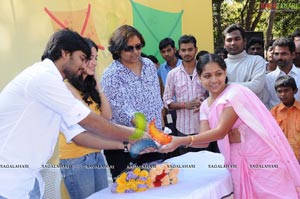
[101,25,164,180]
[0,29,145,199]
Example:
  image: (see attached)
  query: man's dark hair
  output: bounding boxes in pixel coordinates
[41,28,91,61]
[223,24,246,40]
[246,37,264,51]
[272,37,295,53]
[159,38,175,50]
[178,35,197,48]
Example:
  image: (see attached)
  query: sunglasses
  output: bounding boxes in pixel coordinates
[123,43,143,52]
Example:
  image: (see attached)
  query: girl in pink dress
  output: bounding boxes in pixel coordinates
[160,54,300,198]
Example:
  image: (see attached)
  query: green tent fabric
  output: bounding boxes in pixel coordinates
[130,0,183,62]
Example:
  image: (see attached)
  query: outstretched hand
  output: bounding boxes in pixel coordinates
[158,136,183,153]
[127,140,158,154]
[128,138,159,158]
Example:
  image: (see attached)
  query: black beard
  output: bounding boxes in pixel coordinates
[68,74,84,89]
[63,67,80,81]
[276,60,290,67]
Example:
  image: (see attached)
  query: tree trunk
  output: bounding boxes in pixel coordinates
[265,0,277,48]
[251,0,268,31]
[245,0,256,30]
[240,0,250,27]
[213,0,224,50]
[216,2,223,49]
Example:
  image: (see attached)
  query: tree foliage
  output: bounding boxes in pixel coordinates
[272,0,300,37]
[212,0,300,51]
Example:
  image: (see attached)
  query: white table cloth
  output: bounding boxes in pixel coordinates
[87,151,233,199]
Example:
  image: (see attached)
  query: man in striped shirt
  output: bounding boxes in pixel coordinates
[163,35,209,155]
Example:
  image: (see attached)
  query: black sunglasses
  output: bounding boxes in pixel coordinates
[123,43,143,52]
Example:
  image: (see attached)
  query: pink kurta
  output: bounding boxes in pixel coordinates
[200,84,300,199]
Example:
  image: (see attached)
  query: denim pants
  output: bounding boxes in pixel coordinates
[28,179,41,199]
[60,152,108,199]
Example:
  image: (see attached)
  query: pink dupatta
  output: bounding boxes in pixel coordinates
[206,84,300,192]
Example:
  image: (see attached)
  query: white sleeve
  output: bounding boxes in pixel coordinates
[60,121,86,143]
[27,73,91,127]
[199,112,208,120]
[199,101,208,120]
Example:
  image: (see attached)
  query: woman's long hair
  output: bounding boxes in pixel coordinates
[69,38,101,110]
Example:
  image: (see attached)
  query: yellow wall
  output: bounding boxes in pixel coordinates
[0,0,213,90]
[0,1,213,198]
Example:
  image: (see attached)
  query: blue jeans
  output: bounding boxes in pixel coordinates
[60,152,108,199]
[0,178,41,199]
[28,179,41,199]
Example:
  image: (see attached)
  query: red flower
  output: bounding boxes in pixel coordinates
[155,171,166,181]
[153,180,162,187]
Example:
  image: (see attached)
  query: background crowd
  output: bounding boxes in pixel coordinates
[0,23,300,199]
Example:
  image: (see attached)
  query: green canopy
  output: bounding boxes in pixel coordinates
[130,0,183,63]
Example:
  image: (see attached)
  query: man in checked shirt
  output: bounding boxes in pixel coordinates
[163,35,219,155]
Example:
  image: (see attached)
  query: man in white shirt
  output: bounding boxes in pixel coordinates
[0,29,142,199]
[265,37,300,109]
[223,24,267,103]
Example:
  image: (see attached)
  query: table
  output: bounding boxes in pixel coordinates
[87,151,233,199]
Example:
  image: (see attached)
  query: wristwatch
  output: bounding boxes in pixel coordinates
[123,141,129,153]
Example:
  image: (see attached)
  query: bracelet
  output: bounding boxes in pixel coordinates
[185,135,194,148]
[128,128,144,140]
[189,135,194,146]
[123,142,129,153]
[182,102,185,109]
